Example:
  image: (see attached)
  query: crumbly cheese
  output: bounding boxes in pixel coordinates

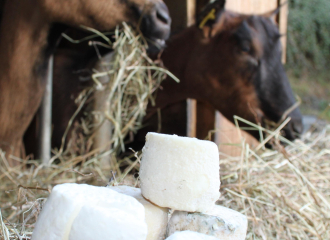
[140,132,220,212]
[32,183,147,240]
[166,205,248,240]
[165,231,218,240]
[110,186,168,240]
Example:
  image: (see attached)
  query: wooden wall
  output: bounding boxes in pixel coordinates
[226,0,278,14]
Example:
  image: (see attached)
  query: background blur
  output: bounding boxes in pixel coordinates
[287,0,330,120]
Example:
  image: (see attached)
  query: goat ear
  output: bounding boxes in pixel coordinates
[197,0,226,29]
[262,2,287,19]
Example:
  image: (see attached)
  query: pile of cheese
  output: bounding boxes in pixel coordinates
[32,133,247,240]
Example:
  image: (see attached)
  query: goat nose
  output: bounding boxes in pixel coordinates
[155,2,171,25]
[150,1,171,40]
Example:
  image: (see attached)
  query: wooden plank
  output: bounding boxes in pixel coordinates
[187,0,196,26]
[226,0,277,14]
[213,112,259,157]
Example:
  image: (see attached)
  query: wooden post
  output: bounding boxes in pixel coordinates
[186,0,197,138]
[93,53,114,169]
[38,55,53,166]
[279,0,288,63]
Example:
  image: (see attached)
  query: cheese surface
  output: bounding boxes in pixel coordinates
[32,183,147,240]
[140,133,220,212]
[110,186,168,240]
[167,205,248,240]
[165,231,218,240]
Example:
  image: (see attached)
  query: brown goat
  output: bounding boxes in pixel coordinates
[140,2,303,142]
[0,0,171,165]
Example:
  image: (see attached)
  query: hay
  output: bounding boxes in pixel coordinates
[215,117,330,239]
[52,23,178,174]
[2,121,330,240]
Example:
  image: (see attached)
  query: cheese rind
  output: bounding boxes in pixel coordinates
[166,205,248,240]
[165,231,218,240]
[32,183,147,240]
[110,186,168,240]
[140,133,220,212]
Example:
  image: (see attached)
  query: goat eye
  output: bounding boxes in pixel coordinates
[241,44,250,53]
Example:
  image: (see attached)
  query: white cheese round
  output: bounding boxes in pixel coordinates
[32,183,147,240]
[140,132,220,212]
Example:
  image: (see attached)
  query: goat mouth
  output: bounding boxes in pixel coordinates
[152,38,166,47]
[146,38,166,54]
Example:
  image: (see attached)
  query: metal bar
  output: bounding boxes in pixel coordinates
[38,55,54,166]
[186,0,197,138]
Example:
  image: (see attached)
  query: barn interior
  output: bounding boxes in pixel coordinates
[0,0,329,239]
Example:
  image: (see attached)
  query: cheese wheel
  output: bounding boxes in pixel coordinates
[140,132,220,212]
[32,183,147,240]
[166,205,248,240]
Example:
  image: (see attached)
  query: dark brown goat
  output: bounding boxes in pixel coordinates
[25,0,303,157]
[0,0,171,165]
[141,4,303,142]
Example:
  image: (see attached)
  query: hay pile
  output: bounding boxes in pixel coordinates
[2,120,330,240]
[217,117,330,239]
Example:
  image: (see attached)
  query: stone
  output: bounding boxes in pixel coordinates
[140,132,220,212]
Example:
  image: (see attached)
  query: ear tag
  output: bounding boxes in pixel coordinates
[199,8,216,29]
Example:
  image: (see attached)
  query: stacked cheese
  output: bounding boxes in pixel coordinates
[32,132,247,240]
[139,133,247,240]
